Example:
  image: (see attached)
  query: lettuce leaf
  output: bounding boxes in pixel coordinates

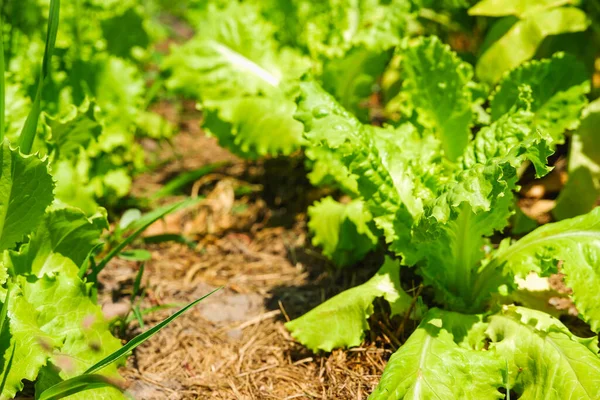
[471,5,589,84]
[372,305,600,399]
[487,306,600,399]
[371,309,505,400]
[489,53,589,141]
[308,197,377,267]
[479,207,600,332]
[0,142,54,252]
[401,36,474,161]
[286,258,412,352]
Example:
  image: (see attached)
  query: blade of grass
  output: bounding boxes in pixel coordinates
[132,306,144,329]
[124,303,184,324]
[0,282,11,336]
[0,284,11,396]
[37,374,123,400]
[151,162,228,200]
[132,263,145,302]
[125,196,203,233]
[142,233,197,249]
[78,242,103,280]
[85,287,221,374]
[89,198,201,281]
[18,0,60,154]
[0,344,15,396]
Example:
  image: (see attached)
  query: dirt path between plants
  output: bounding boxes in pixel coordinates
[98,106,401,399]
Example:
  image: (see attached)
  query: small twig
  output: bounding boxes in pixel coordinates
[377,320,401,349]
[292,357,313,365]
[236,310,281,330]
[236,363,279,377]
[278,300,291,322]
[396,284,424,339]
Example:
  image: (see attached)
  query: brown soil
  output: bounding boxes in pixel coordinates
[99,122,402,399]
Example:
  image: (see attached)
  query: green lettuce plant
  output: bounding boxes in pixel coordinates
[287,36,600,398]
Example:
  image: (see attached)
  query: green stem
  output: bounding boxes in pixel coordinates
[18,0,60,154]
[0,1,5,143]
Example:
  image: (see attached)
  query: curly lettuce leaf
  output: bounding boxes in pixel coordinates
[308,197,377,268]
[553,99,600,220]
[286,258,412,352]
[9,207,107,277]
[19,273,124,399]
[322,47,393,121]
[415,108,553,311]
[202,94,304,159]
[487,306,600,399]
[401,36,474,161]
[373,306,600,400]
[473,7,589,84]
[490,53,589,141]
[295,79,441,259]
[371,308,505,400]
[304,146,359,194]
[0,141,54,251]
[274,0,409,59]
[469,0,574,18]
[0,285,59,399]
[480,207,600,332]
[45,100,102,159]
[163,1,309,158]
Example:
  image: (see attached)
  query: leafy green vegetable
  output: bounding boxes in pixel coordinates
[8,208,107,277]
[478,207,600,332]
[469,0,575,18]
[286,258,412,352]
[401,36,474,161]
[0,142,54,252]
[489,52,589,141]
[307,197,377,267]
[372,305,600,399]
[19,273,124,399]
[471,2,590,83]
[164,1,308,158]
[487,306,600,399]
[554,98,600,220]
[0,284,58,399]
[371,309,505,400]
[286,27,600,397]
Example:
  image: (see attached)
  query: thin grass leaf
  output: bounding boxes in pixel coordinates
[0,283,13,396]
[78,242,103,279]
[125,197,203,233]
[90,198,200,280]
[132,263,145,301]
[0,282,11,336]
[142,234,197,249]
[18,0,60,154]
[125,303,183,324]
[85,287,221,374]
[151,162,228,200]
[118,249,152,262]
[132,306,144,329]
[0,344,15,396]
[37,374,123,400]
